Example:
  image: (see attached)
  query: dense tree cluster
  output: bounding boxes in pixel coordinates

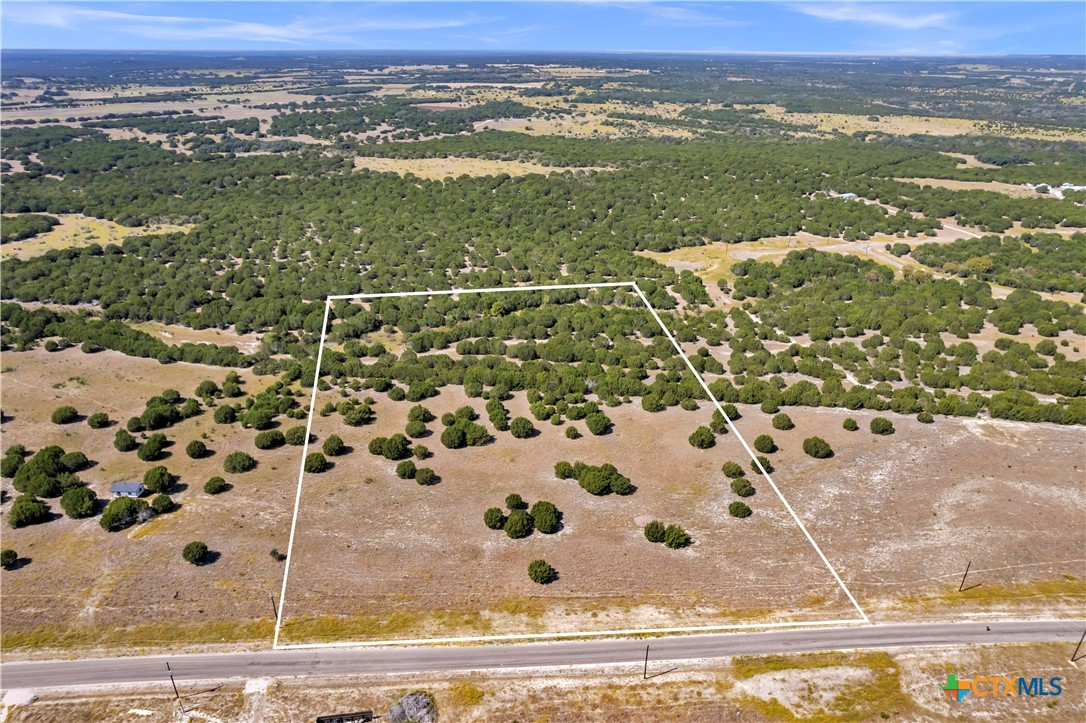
[555,460,634,496]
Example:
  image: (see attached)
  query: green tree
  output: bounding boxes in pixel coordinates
[182,541,209,564]
[688,426,714,449]
[771,413,794,430]
[802,437,833,458]
[396,460,417,479]
[407,405,435,423]
[8,495,49,528]
[254,430,285,450]
[87,412,110,429]
[509,417,535,439]
[1,454,22,478]
[729,501,753,518]
[870,417,895,435]
[0,549,17,568]
[136,433,167,462]
[223,451,257,473]
[644,520,666,543]
[564,426,580,440]
[753,456,773,474]
[721,461,745,478]
[143,465,173,493]
[753,434,777,454]
[204,476,228,494]
[554,461,575,479]
[843,417,859,431]
[530,500,560,534]
[731,478,755,497]
[304,453,327,473]
[151,494,174,514]
[585,412,611,435]
[484,507,506,530]
[213,405,237,424]
[413,444,431,460]
[284,425,310,445]
[60,486,97,518]
[664,524,692,549]
[322,434,346,456]
[51,406,78,424]
[505,493,525,511]
[99,497,148,531]
[504,509,533,539]
[185,439,208,458]
[405,420,427,438]
[114,428,138,452]
[415,467,437,485]
[528,559,556,584]
[917,411,934,424]
[440,425,466,449]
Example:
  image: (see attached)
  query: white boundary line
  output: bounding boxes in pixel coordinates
[273,281,868,650]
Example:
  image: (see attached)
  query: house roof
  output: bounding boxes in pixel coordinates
[110,481,145,493]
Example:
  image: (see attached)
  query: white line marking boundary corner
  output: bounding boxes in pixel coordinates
[273,281,869,650]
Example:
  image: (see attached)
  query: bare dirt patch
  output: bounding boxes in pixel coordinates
[896,177,1047,198]
[352,155,606,180]
[0,214,192,260]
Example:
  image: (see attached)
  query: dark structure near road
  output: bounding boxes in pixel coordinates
[315,712,373,723]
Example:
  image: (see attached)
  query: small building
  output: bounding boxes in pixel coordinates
[838,192,859,201]
[110,482,145,498]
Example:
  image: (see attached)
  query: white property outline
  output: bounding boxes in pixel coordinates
[273,281,869,650]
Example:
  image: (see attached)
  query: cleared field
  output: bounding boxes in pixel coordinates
[128,321,263,354]
[896,177,1046,198]
[0,348,292,653]
[352,155,606,179]
[279,383,857,645]
[0,214,192,260]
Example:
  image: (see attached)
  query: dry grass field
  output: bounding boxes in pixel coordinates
[0,214,192,260]
[352,155,606,179]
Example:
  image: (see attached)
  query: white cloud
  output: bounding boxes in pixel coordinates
[793,2,954,31]
[1,3,480,45]
[638,3,749,27]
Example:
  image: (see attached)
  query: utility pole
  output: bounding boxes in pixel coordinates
[958,561,972,592]
[1072,629,1086,663]
[166,662,185,713]
[643,645,649,680]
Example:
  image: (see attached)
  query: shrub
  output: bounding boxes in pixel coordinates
[440,412,456,427]
[87,412,110,429]
[413,444,431,460]
[554,461,575,479]
[802,437,834,459]
[530,501,560,534]
[564,426,580,440]
[284,425,309,445]
[186,440,208,458]
[772,413,794,430]
[721,461,745,478]
[504,509,533,539]
[710,410,729,434]
[917,411,934,424]
[204,476,228,494]
[577,463,633,496]
[59,451,88,472]
[528,559,556,584]
[99,497,149,531]
[151,494,174,514]
[585,412,611,435]
[269,548,287,562]
[223,451,257,473]
[405,420,427,438]
[687,426,715,449]
[322,434,346,457]
[303,453,327,473]
[760,400,780,414]
[664,524,692,549]
[753,434,777,454]
[213,405,237,424]
[51,406,78,424]
[870,417,895,435]
[644,520,666,543]
[8,495,49,528]
[113,429,138,452]
[249,430,282,450]
[408,405,435,423]
[753,456,773,474]
[729,501,753,518]
[484,507,506,530]
[505,493,525,511]
[843,417,859,431]
[137,433,167,462]
[509,417,534,439]
[1,455,22,478]
[731,478,755,497]
[440,425,466,449]
[0,549,17,568]
[396,460,417,479]
[143,466,173,494]
[182,541,209,564]
[721,403,740,420]
[126,416,145,433]
[414,467,437,485]
[59,486,97,518]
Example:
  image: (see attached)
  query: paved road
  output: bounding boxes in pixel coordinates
[3,620,1083,690]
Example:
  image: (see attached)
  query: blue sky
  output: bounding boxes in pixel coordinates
[2,2,1084,55]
